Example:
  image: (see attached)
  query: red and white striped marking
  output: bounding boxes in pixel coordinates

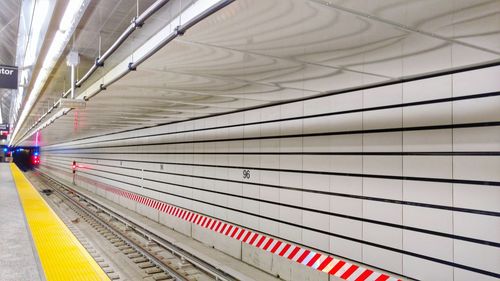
[52,168,402,281]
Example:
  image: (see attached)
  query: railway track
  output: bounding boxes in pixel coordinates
[28,170,238,281]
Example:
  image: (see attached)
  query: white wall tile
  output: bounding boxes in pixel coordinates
[363,132,402,152]
[454,240,499,273]
[403,103,451,126]
[279,172,303,189]
[302,174,329,192]
[303,210,329,232]
[364,108,402,129]
[279,223,302,244]
[303,136,332,152]
[364,156,402,176]
[331,176,362,195]
[403,231,453,261]
[403,255,453,281]
[363,178,402,200]
[453,127,500,151]
[363,222,402,249]
[403,130,452,151]
[364,200,402,224]
[330,156,362,173]
[330,216,362,240]
[403,206,452,234]
[330,237,362,261]
[363,245,402,274]
[363,84,402,107]
[330,135,363,152]
[452,66,500,97]
[454,212,500,243]
[403,181,452,206]
[454,156,500,182]
[453,97,500,123]
[303,155,330,172]
[453,184,500,213]
[331,196,362,217]
[403,75,452,102]
[303,191,329,212]
[403,156,452,178]
[279,206,302,225]
[453,268,499,281]
[331,92,363,111]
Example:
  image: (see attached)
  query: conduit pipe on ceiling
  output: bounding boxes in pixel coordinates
[18,0,174,142]
[83,0,236,103]
[16,0,236,145]
[75,0,172,88]
[129,0,236,69]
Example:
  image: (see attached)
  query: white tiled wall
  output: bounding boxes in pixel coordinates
[41,66,500,281]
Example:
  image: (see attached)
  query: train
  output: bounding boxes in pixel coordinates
[1,146,40,171]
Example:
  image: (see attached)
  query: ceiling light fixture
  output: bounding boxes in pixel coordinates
[23,0,50,68]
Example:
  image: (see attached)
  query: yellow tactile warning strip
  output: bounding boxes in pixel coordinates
[10,164,110,281]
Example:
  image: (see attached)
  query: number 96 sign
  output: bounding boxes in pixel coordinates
[242,169,251,179]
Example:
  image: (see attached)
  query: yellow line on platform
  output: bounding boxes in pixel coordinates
[10,164,110,281]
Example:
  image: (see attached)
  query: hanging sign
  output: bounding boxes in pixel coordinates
[59,98,86,109]
[0,65,18,89]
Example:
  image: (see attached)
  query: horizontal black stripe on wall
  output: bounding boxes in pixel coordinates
[45,157,500,217]
[45,154,500,187]
[44,89,500,151]
[44,90,500,150]
[46,61,500,147]
[44,164,500,279]
[46,151,500,156]
[44,121,500,152]
[43,159,500,247]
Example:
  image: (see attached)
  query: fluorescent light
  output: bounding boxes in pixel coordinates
[59,0,86,32]
[9,0,90,146]
[23,0,50,67]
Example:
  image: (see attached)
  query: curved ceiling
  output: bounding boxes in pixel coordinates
[17,0,500,146]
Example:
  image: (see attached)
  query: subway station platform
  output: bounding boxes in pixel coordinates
[2,1,499,280]
[0,163,109,281]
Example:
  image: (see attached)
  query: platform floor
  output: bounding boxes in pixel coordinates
[0,163,44,281]
[2,163,109,281]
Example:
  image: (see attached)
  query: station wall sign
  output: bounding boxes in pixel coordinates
[0,124,9,131]
[0,65,18,89]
